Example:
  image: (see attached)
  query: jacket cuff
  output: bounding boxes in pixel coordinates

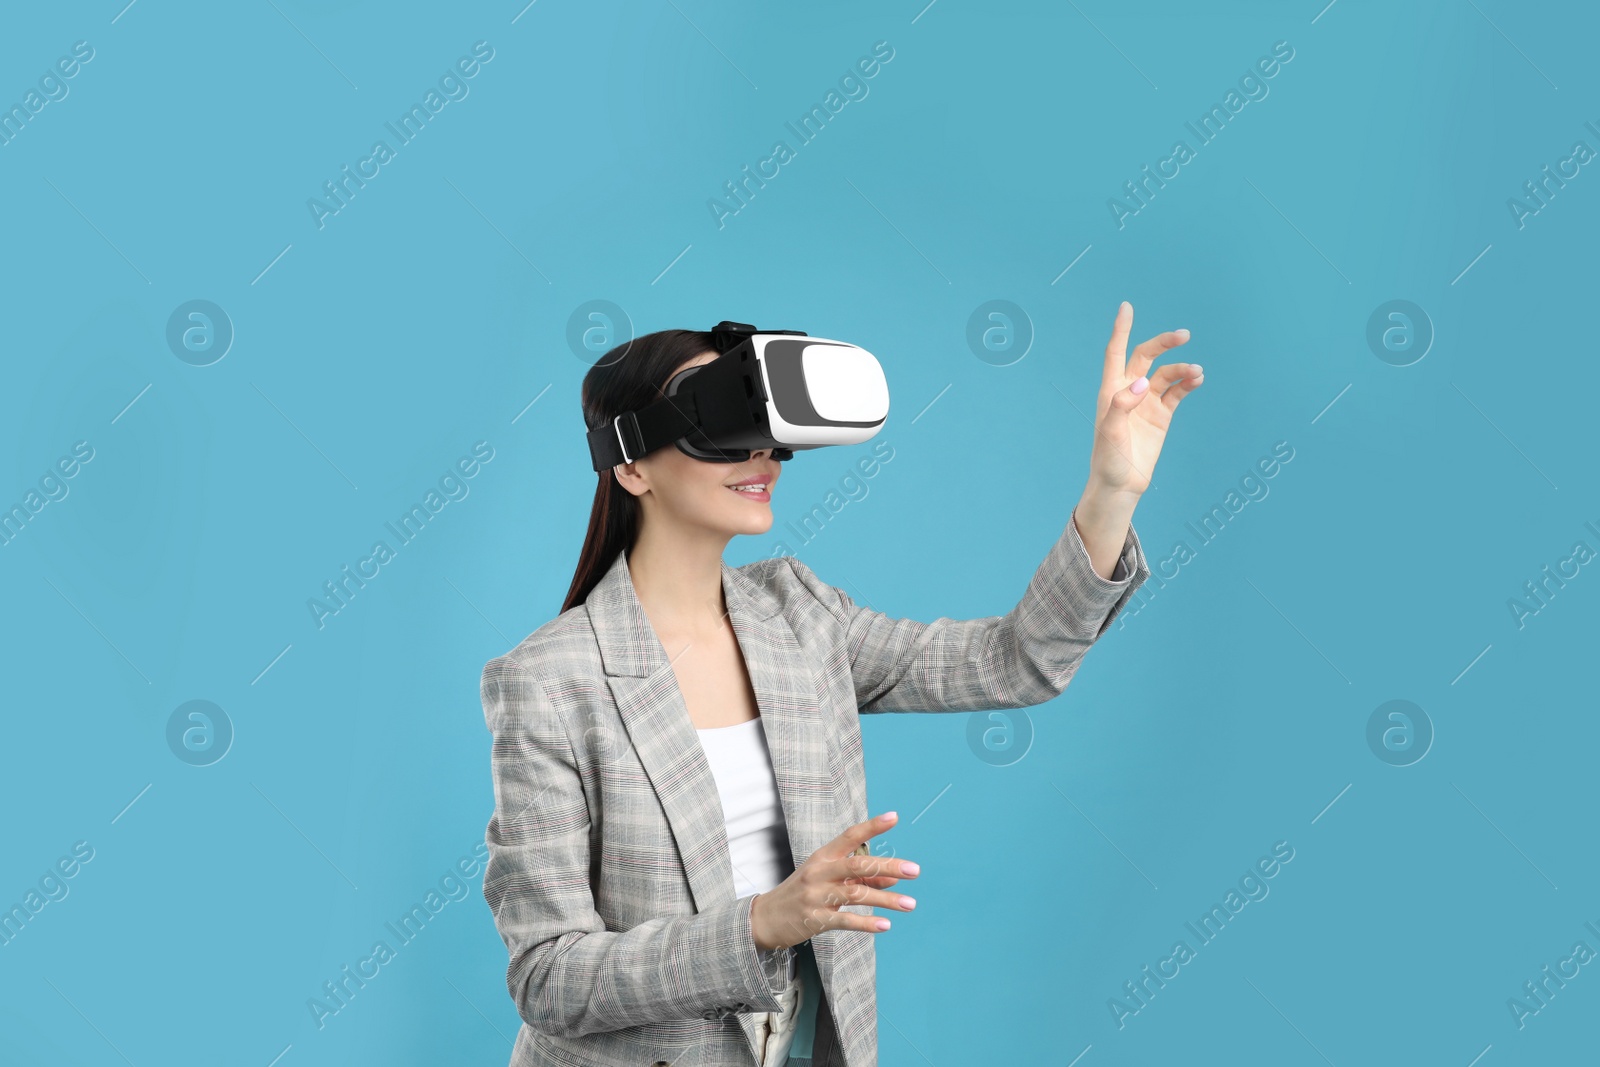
[1062,514,1150,637]
[725,893,789,1012]
[758,945,797,992]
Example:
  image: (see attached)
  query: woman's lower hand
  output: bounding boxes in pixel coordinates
[750,811,919,952]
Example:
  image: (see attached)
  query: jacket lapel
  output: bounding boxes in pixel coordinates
[585,543,836,935]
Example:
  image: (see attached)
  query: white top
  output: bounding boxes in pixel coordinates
[696,715,799,981]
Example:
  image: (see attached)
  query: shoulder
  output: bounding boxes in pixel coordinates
[491,602,597,675]
[734,553,847,619]
[479,604,600,725]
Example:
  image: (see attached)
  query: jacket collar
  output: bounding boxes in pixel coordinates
[583,546,844,1006]
[587,546,782,678]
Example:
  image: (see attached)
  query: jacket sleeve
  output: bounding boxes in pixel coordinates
[479,655,792,1038]
[787,514,1150,714]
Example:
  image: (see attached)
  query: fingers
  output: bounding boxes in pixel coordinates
[1102,301,1134,381]
[850,876,904,889]
[1101,300,1190,385]
[825,875,918,915]
[791,901,893,940]
[1146,362,1199,394]
[823,850,919,887]
[1115,362,1203,418]
[780,885,908,942]
[1126,328,1190,382]
[835,811,898,857]
[828,910,898,936]
[1105,369,1152,418]
[801,811,921,937]
[1160,364,1204,411]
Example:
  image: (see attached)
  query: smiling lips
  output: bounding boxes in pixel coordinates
[726,473,773,501]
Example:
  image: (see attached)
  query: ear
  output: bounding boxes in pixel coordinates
[612,462,647,498]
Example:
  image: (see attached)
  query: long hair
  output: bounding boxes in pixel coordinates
[560,328,717,614]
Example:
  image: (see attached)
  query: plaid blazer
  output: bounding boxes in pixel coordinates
[479,516,1149,1067]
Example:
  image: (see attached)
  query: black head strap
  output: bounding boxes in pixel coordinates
[710,320,758,354]
[584,320,807,471]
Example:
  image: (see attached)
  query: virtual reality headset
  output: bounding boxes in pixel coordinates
[586,320,889,471]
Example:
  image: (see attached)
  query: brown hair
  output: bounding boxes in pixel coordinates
[560,328,718,614]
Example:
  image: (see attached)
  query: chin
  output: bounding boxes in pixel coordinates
[739,513,774,535]
[723,507,774,535]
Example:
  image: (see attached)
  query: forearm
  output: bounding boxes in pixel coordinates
[506,892,788,1037]
[796,507,1148,714]
[1072,481,1142,581]
[480,657,789,1038]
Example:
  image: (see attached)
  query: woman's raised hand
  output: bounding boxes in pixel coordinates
[1089,301,1204,498]
[750,812,919,952]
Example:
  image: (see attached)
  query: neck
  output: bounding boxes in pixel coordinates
[626,522,730,639]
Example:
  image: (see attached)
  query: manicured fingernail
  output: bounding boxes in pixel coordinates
[882,811,897,821]
[1190,364,1203,376]
[1130,376,1149,395]
[900,897,916,910]
[1175,328,1191,340]
[900,861,920,876]
[875,918,891,930]
[1120,301,1131,313]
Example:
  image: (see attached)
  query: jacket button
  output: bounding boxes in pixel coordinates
[653,1061,671,1066]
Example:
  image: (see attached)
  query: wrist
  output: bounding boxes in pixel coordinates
[1077,479,1141,518]
[1072,483,1140,582]
[750,892,775,952]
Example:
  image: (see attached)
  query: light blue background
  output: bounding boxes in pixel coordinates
[2,1,1595,1064]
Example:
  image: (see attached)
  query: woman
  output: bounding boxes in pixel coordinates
[479,302,1202,1067]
